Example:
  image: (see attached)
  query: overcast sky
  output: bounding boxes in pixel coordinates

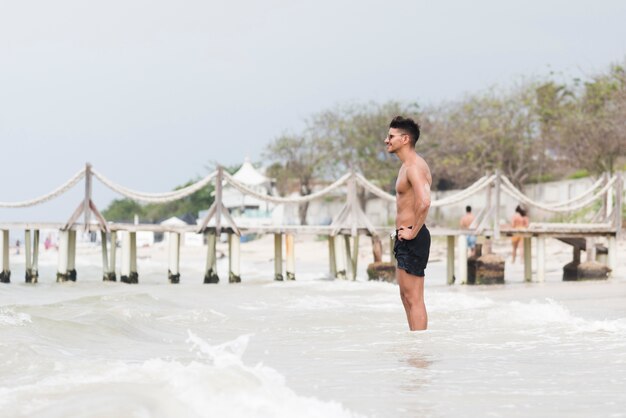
[2,0,626,221]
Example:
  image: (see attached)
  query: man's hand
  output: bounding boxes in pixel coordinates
[397,225,418,241]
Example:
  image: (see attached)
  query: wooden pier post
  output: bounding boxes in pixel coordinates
[274,233,284,281]
[67,229,77,281]
[389,235,396,264]
[228,233,241,283]
[608,236,617,276]
[334,235,347,280]
[24,229,39,283]
[457,234,468,284]
[25,230,32,281]
[1,230,10,283]
[536,236,546,282]
[101,231,115,281]
[328,235,337,278]
[343,235,359,281]
[343,235,352,280]
[523,237,532,282]
[204,232,219,283]
[121,232,138,284]
[586,238,596,262]
[285,233,295,280]
[168,232,181,284]
[615,173,623,237]
[24,230,32,283]
[56,230,70,282]
[31,230,40,283]
[130,232,138,283]
[446,235,455,285]
[121,231,130,282]
[494,170,501,239]
[352,235,360,281]
[109,231,117,281]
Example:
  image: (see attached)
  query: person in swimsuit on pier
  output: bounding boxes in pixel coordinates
[460,205,477,256]
[511,205,529,263]
[384,116,432,331]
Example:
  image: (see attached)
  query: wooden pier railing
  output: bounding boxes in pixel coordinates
[0,164,623,285]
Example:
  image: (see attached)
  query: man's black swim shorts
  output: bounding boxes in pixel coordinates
[393,225,431,277]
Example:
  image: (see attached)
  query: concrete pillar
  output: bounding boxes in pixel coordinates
[286,233,295,280]
[1,230,10,283]
[274,233,284,281]
[446,235,455,285]
[228,233,241,283]
[168,232,180,284]
[204,232,219,283]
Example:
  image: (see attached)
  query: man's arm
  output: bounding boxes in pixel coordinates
[401,165,431,240]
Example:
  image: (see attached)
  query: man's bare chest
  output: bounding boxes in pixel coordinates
[395,174,411,196]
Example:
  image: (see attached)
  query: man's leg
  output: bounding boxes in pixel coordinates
[397,268,427,331]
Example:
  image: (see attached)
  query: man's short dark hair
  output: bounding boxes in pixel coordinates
[466,206,472,213]
[390,116,420,146]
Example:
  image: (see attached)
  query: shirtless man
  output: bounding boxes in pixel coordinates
[384,116,432,331]
[460,206,477,256]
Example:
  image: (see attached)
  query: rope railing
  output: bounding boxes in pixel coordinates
[92,169,218,203]
[222,171,351,204]
[0,164,621,225]
[546,175,606,208]
[430,175,496,207]
[0,168,85,208]
[500,175,617,213]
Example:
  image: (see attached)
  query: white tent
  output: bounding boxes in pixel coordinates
[222,157,273,211]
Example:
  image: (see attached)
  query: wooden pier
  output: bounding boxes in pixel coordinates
[0,164,623,285]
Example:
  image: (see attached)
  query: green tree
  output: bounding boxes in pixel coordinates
[424,83,544,188]
[555,65,626,175]
[102,199,145,223]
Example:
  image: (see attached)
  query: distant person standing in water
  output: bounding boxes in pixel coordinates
[384,116,432,331]
[511,205,529,263]
[460,205,477,256]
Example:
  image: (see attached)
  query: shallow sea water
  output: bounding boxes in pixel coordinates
[1,245,626,418]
